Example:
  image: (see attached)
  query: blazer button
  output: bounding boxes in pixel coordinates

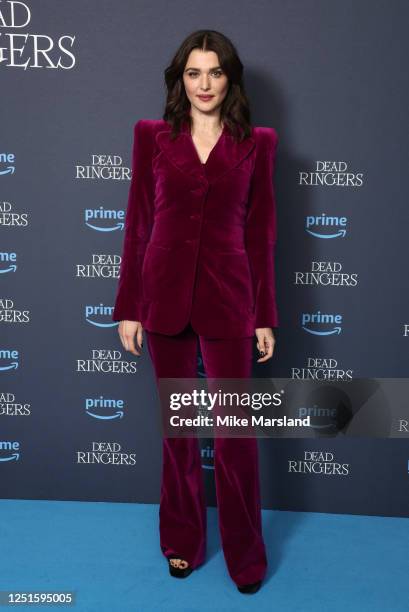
[189,213,200,221]
[185,238,197,244]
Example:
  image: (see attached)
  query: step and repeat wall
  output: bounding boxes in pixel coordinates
[1,1,408,516]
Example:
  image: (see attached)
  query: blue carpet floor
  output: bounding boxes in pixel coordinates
[1,499,407,611]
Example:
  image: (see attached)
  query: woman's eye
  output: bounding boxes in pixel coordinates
[187,71,223,78]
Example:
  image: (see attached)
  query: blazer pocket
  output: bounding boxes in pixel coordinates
[141,242,172,301]
[216,251,255,314]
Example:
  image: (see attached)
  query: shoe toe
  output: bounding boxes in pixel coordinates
[237,580,262,594]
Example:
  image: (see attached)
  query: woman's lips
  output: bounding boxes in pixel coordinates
[197,95,214,101]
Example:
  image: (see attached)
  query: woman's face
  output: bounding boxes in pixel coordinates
[183,49,229,116]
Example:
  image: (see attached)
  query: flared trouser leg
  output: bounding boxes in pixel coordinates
[199,334,268,587]
[145,323,267,586]
[145,323,207,570]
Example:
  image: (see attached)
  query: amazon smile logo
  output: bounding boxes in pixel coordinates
[0,252,17,273]
[0,153,15,175]
[201,443,214,470]
[0,441,20,462]
[0,349,19,371]
[301,311,343,336]
[85,397,124,420]
[296,385,353,433]
[84,207,125,232]
[305,213,348,238]
[85,304,116,327]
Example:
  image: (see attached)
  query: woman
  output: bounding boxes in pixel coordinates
[112,29,279,595]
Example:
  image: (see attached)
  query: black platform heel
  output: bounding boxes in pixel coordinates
[237,579,262,594]
[168,555,193,578]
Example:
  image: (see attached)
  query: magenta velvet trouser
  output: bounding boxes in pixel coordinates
[145,321,268,587]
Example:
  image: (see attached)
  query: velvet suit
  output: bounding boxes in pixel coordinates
[111,118,279,336]
[111,117,279,587]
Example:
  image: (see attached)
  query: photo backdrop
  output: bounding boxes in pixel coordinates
[1,0,408,517]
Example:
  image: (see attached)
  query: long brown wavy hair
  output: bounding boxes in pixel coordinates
[163,30,252,142]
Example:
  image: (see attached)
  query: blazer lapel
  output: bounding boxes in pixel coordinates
[155,119,255,184]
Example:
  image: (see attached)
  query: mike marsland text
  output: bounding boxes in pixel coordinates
[169,415,311,428]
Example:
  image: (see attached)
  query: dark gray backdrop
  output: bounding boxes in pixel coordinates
[1,1,408,517]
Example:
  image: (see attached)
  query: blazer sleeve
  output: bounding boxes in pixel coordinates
[245,127,279,329]
[112,120,154,322]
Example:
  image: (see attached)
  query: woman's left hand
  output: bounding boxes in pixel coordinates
[255,327,276,362]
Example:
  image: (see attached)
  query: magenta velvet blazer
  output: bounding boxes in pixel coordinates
[112,118,279,338]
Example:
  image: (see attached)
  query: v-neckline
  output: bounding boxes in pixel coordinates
[188,124,226,166]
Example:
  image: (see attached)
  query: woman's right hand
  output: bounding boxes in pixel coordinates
[117,320,144,356]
